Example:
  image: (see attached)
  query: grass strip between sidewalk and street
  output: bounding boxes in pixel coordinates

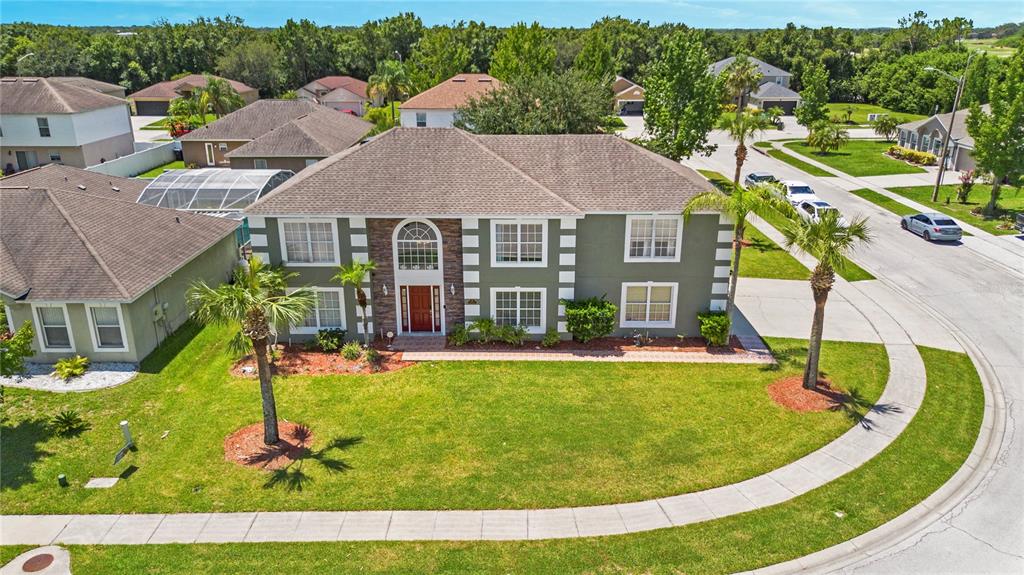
[849,188,918,217]
[888,184,1023,236]
[766,148,834,177]
[6,346,982,575]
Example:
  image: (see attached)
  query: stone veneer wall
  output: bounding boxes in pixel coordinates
[436,219,465,330]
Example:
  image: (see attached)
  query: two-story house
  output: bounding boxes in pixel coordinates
[297,76,371,115]
[399,74,500,128]
[0,77,134,173]
[710,56,802,114]
[243,128,730,343]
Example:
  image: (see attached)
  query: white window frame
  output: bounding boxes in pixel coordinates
[85,303,129,353]
[623,214,683,263]
[278,218,340,267]
[304,159,317,167]
[289,287,346,334]
[218,142,228,151]
[48,150,62,162]
[415,112,427,127]
[31,302,75,352]
[490,219,548,268]
[253,158,268,169]
[3,304,15,333]
[489,287,547,334]
[37,117,51,137]
[205,143,215,166]
[619,282,678,328]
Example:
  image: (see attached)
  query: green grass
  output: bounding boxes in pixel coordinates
[758,207,875,282]
[753,140,774,149]
[32,347,983,575]
[849,188,918,217]
[140,114,216,130]
[766,149,834,177]
[889,184,1024,235]
[783,140,925,177]
[825,103,925,126]
[136,160,185,179]
[0,323,888,515]
[962,38,1017,58]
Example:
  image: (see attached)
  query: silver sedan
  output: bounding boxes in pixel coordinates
[901,213,963,242]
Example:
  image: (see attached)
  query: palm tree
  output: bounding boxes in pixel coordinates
[187,257,316,444]
[722,56,763,121]
[198,74,245,118]
[333,260,377,346]
[683,183,794,321]
[807,121,849,155]
[780,211,872,389]
[367,60,411,125]
[718,110,776,187]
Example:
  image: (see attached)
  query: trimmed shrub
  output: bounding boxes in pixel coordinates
[541,328,560,348]
[340,341,363,361]
[469,318,499,344]
[447,324,470,347]
[1,320,34,376]
[54,355,89,381]
[887,145,937,166]
[498,324,528,346]
[563,297,617,343]
[697,311,731,347]
[315,328,346,352]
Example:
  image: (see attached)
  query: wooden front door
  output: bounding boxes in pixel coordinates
[408,286,433,332]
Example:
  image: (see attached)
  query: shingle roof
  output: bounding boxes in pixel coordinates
[310,76,368,99]
[752,81,801,100]
[0,77,127,114]
[710,56,792,78]
[49,76,125,95]
[127,74,255,100]
[180,100,335,142]
[0,186,238,301]
[0,163,147,202]
[896,104,990,149]
[245,128,713,217]
[224,107,372,158]
[401,74,500,110]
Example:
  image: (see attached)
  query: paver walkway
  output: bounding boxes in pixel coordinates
[0,287,926,546]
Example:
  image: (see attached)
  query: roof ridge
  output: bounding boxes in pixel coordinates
[43,188,131,299]
[457,130,583,215]
[44,78,74,113]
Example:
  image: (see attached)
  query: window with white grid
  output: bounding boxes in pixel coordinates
[295,288,345,333]
[625,215,681,261]
[396,222,439,270]
[620,283,677,327]
[280,220,337,264]
[492,220,546,266]
[491,288,545,332]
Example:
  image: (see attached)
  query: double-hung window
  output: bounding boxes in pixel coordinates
[415,112,427,127]
[37,117,50,137]
[491,220,546,266]
[624,215,682,262]
[620,282,677,328]
[34,304,73,351]
[253,159,268,169]
[293,288,345,334]
[491,288,546,333]
[87,305,128,351]
[280,220,337,265]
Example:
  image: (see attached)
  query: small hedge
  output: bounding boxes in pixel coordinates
[887,145,937,166]
[697,311,730,347]
[563,297,617,343]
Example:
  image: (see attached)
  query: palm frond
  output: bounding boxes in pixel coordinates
[682,190,730,220]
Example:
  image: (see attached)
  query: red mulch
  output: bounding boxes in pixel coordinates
[224,421,313,470]
[447,335,747,354]
[231,345,412,377]
[767,376,850,412]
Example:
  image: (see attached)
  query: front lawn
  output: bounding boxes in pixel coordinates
[784,140,925,177]
[888,184,1023,235]
[825,103,925,126]
[757,207,876,282]
[766,148,834,177]
[136,160,185,179]
[32,347,982,575]
[0,323,887,514]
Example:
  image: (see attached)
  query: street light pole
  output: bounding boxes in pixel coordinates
[925,52,975,203]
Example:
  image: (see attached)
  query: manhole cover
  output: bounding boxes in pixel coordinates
[22,553,55,572]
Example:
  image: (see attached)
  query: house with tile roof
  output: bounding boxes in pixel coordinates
[0,170,240,364]
[179,100,372,172]
[399,74,500,128]
[710,56,802,114]
[127,74,258,116]
[0,77,134,173]
[896,105,989,172]
[297,76,371,115]
[243,128,729,343]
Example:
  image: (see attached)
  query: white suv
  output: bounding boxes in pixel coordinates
[780,180,819,206]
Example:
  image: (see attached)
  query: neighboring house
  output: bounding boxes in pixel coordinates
[0,178,240,364]
[297,76,370,115]
[896,105,989,172]
[49,76,127,98]
[138,168,294,222]
[0,77,134,173]
[243,128,727,343]
[710,56,802,114]
[400,74,500,128]
[613,76,645,115]
[127,74,258,116]
[0,162,146,201]
[179,100,371,171]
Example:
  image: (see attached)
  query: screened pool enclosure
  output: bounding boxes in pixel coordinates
[137,168,293,218]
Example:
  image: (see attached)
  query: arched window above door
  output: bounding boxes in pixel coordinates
[396,221,439,270]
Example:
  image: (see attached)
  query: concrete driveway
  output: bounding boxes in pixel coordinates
[131,115,170,144]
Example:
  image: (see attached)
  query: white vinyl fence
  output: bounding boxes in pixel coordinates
[86,142,176,178]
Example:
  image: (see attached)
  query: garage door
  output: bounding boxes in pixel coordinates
[762,100,798,115]
[135,100,170,116]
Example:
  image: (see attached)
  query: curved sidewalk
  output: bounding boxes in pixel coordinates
[1,293,925,546]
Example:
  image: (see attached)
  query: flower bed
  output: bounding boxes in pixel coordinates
[231,344,412,377]
[448,335,748,354]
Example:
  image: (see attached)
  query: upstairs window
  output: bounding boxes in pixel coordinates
[396,221,439,270]
[37,117,50,137]
[492,220,546,266]
[281,220,337,264]
[415,112,427,127]
[625,215,682,262]
[254,159,268,169]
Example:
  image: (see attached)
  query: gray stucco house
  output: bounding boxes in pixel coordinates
[1,165,240,363]
[710,56,802,115]
[243,128,730,342]
[896,105,989,172]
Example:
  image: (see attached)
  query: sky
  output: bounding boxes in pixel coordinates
[0,0,1020,29]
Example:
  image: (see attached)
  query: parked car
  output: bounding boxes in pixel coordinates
[796,199,848,227]
[744,171,778,188]
[901,213,963,242]
[780,180,819,205]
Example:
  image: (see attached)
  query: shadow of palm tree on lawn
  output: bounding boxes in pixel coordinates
[825,386,902,431]
[260,430,363,492]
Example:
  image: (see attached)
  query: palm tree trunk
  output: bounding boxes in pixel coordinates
[804,286,829,389]
[733,143,747,188]
[984,180,1002,217]
[253,336,280,445]
[725,218,745,321]
[361,305,371,347]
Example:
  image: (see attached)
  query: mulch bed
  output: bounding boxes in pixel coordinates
[230,344,413,377]
[224,421,313,471]
[447,336,747,354]
[767,375,850,412]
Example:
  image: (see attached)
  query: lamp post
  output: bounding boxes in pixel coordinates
[924,51,975,203]
[16,52,35,63]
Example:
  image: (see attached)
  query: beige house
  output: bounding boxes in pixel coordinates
[127,74,258,116]
[613,76,645,115]
[400,74,500,128]
[0,77,134,173]
[179,100,371,171]
[297,76,371,115]
[896,105,989,172]
[710,56,802,114]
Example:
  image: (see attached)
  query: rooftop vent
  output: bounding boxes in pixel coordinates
[77,184,86,190]
[111,186,121,192]
[452,77,466,83]
[478,78,492,83]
